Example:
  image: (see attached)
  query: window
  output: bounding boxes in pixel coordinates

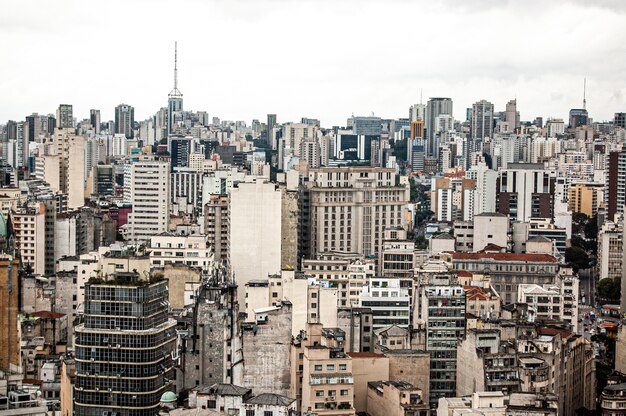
[339,364,347,371]
[207,400,216,409]
[246,411,255,416]
[264,412,273,416]
[314,365,323,371]
[316,390,324,397]
[327,364,335,371]
[341,389,349,396]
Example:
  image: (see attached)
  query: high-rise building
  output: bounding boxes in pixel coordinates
[168,42,183,137]
[505,99,520,131]
[124,156,170,243]
[267,114,277,131]
[606,151,626,221]
[74,275,177,416]
[56,104,73,129]
[497,163,555,222]
[417,273,466,407]
[228,179,282,302]
[426,98,453,156]
[410,118,424,140]
[301,138,321,168]
[306,167,408,258]
[409,103,426,122]
[471,100,494,140]
[114,103,135,139]
[204,194,229,263]
[614,112,625,129]
[569,108,588,128]
[349,116,382,136]
[0,258,20,373]
[89,109,101,134]
[25,113,41,143]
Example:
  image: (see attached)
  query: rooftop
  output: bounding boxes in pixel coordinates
[245,393,295,406]
[450,252,558,263]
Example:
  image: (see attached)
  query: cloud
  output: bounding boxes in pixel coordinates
[0,0,624,126]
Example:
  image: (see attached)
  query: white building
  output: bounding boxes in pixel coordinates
[149,233,212,268]
[472,213,509,252]
[359,277,411,330]
[124,156,170,243]
[229,179,282,302]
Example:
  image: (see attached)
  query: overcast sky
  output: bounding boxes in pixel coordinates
[1,0,625,127]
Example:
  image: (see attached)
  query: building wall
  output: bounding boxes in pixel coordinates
[350,355,389,413]
[242,305,292,397]
[281,189,299,269]
[0,259,20,372]
[162,265,201,309]
[229,180,282,303]
[386,351,430,403]
[473,214,508,252]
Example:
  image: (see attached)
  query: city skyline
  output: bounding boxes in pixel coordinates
[1,0,626,126]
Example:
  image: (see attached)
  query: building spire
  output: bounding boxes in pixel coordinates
[174,41,178,91]
[169,41,182,98]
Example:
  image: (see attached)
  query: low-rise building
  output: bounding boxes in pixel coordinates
[366,380,429,416]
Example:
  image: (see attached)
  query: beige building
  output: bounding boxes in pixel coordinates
[385,350,430,403]
[149,233,212,268]
[472,213,508,252]
[13,203,46,275]
[124,156,170,243]
[204,194,229,263]
[0,188,21,217]
[291,325,355,415]
[598,219,623,280]
[229,179,282,302]
[366,381,428,416]
[347,352,389,413]
[568,183,601,217]
[307,167,408,257]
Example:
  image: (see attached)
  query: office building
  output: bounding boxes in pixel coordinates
[73,275,177,416]
[114,103,134,139]
[606,151,626,221]
[471,100,494,140]
[56,104,73,129]
[497,163,555,222]
[505,99,520,131]
[614,112,626,129]
[569,108,588,128]
[307,167,408,258]
[418,275,466,406]
[89,109,101,133]
[426,98,453,156]
[124,156,170,243]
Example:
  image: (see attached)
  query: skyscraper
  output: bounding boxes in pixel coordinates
[505,99,520,131]
[74,275,176,416]
[89,109,101,134]
[426,97,453,156]
[615,113,626,129]
[56,104,73,129]
[114,104,134,139]
[167,42,183,137]
[471,100,494,140]
[124,156,170,243]
[569,108,588,128]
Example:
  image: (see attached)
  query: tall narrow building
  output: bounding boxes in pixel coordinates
[89,109,101,134]
[167,42,183,136]
[56,104,74,129]
[124,156,170,243]
[115,103,135,139]
[426,97,453,157]
[74,274,177,415]
[471,100,494,140]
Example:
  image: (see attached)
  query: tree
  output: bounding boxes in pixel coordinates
[597,277,621,303]
[564,246,590,271]
[584,214,598,241]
